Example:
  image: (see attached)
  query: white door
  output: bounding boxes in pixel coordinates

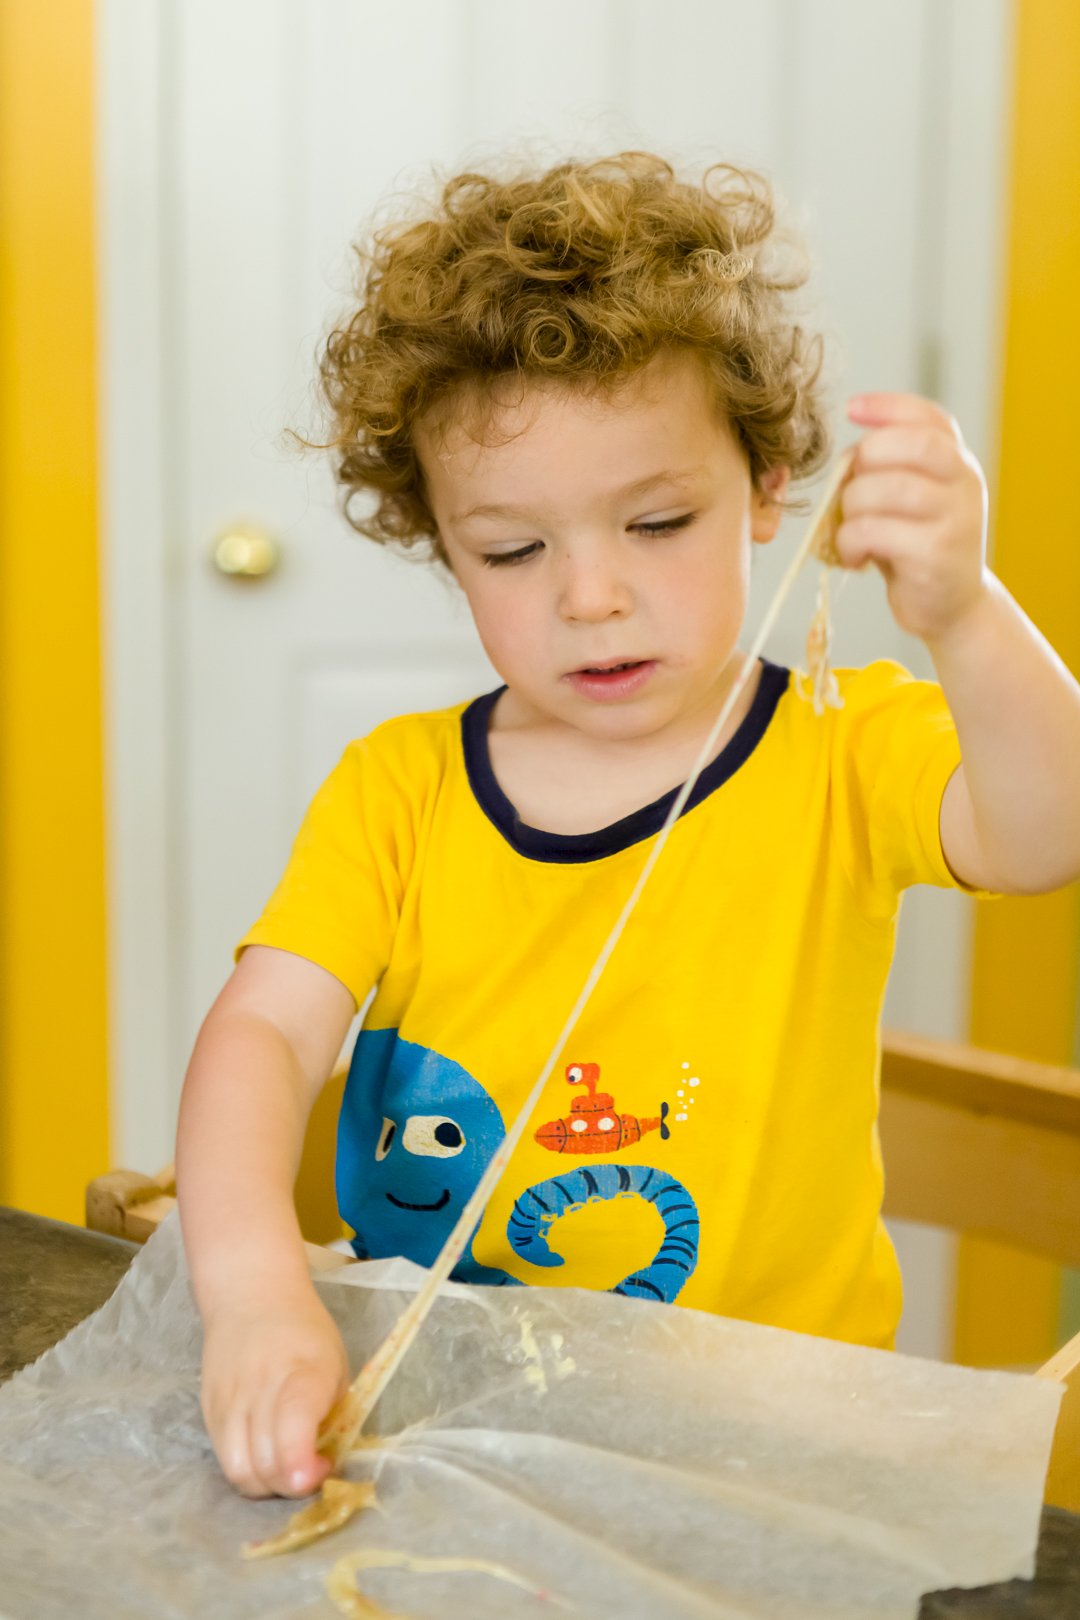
[99,0,1011,1347]
[172,0,841,1064]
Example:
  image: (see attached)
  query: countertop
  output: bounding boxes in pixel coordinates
[2,1203,1079,1616]
[1,1203,137,1382]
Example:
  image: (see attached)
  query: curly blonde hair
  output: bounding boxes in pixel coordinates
[314,150,830,564]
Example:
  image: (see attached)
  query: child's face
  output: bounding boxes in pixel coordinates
[418,350,788,742]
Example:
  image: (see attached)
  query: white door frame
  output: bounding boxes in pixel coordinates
[96,0,1013,1172]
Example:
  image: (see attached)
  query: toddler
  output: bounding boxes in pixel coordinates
[175,151,1080,1500]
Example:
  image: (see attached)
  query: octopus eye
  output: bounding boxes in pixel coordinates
[568,1066,583,1082]
[402,1115,466,1158]
[375,1117,397,1162]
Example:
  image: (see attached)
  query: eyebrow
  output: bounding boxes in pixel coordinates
[451,467,706,525]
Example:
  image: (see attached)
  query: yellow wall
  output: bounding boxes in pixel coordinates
[0,0,109,1219]
[956,0,1080,1367]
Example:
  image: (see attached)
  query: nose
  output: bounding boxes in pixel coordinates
[556,545,633,624]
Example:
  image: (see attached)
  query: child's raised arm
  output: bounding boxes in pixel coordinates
[175,944,357,1498]
[841,391,1080,895]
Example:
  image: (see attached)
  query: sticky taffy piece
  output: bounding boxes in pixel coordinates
[317,1385,370,1468]
[807,444,855,565]
[241,1477,376,1560]
[804,571,844,716]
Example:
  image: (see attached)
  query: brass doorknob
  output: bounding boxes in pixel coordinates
[212,526,280,579]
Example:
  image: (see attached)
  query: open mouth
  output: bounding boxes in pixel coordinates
[566,658,658,699]
[386,1189,451,1212]
[575,658,646,675]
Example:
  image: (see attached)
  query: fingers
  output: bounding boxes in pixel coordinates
[837,393,981,569]
[847,391,963,442]
[212,1398,266,1500]
[207,1365,341,1499]
[199,1296,352,1500]
[835,514,918,571]
[847,424,960,482]
[262,1365,339,1496]
[834,391,988,639]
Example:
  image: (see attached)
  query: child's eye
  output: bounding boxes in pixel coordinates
[482,542,542,568]
[631,513,695,536]
[480,514,693,567]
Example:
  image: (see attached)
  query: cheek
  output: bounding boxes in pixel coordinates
[660,543,747,635]
[466,579,545,665]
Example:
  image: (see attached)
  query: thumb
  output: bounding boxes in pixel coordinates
[275,1365,343,1496]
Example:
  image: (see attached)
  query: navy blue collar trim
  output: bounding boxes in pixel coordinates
[461,660,790,865]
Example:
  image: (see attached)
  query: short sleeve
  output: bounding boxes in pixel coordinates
[828,660,986,919]
[234,727,421,1009]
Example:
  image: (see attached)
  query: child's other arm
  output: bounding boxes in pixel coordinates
[839,392,1080,895]
[175,944,357,1498]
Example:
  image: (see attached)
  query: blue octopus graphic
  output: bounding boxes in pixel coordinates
[337,1028,699,1300]
[337,1027,513,1285]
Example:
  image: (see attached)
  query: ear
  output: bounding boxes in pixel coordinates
[750,465,790,545]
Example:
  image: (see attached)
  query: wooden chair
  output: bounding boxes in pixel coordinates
[876,1028,1080,1512]
[86,1028,1080,1510]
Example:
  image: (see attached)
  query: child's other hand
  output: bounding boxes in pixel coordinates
[840,393,989,644]
[200,1285,351,1499]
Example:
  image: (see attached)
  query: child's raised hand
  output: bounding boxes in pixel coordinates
[838,393,989,644]
[199,1284,351,1499]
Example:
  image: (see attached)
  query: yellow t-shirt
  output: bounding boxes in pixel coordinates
[237,658,975,1350]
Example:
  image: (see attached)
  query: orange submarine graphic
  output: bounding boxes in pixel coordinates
[534,1062,670,1155]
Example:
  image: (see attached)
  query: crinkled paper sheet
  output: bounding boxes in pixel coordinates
[0,1213,1061,1620]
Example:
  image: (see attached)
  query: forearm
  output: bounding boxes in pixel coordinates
[175,1010,319,1316]
[926,572,1080,890]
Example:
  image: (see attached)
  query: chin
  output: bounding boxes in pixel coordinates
[565,696,675,742]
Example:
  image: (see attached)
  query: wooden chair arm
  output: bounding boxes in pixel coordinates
[879,1030,1080,1267]
[84,1163,349,1276]
[881,1029,1080,1132]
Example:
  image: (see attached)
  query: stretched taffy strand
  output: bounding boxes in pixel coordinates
[313,443,857,1468]
[245,447,856,1579]
[248,447,857,1601]
[325,1548,560,1619]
